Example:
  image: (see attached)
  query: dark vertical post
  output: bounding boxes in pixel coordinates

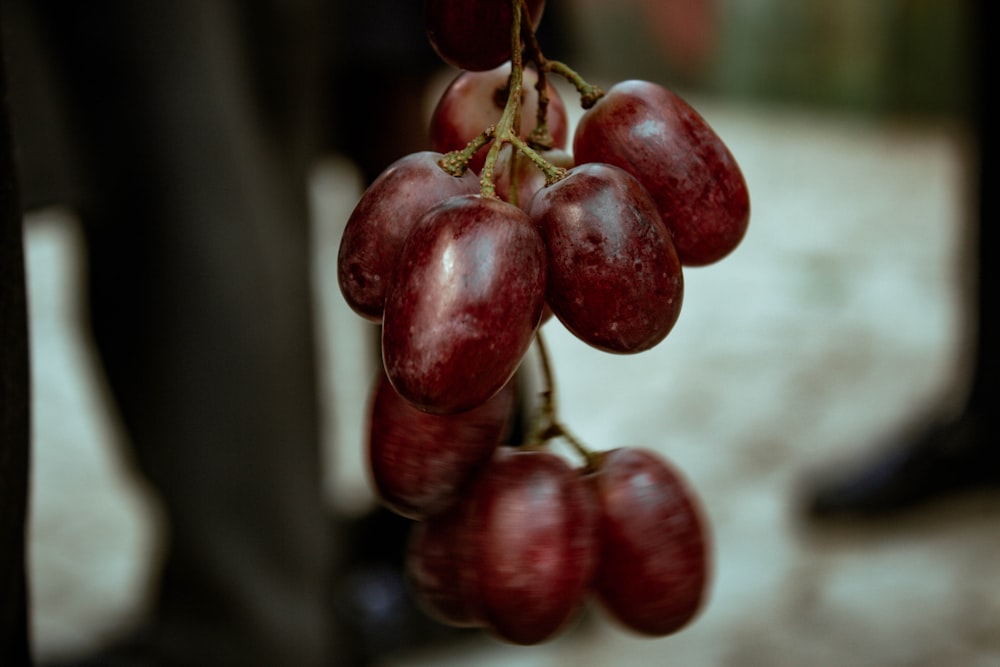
[975,0,993,391]
[0,7,33,664]
[968,0,994,409]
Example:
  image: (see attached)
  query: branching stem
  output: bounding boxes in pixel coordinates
[479,0,525,197]
[508,135,567,185]
[474,0,607,195]
[530,330,598,468]
[545,60,605,109]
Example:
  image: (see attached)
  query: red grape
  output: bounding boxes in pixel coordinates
[338,151,480,321]
[494,144,573,211]
[462,448,597,645]
[382,194,546,414]
[367,370,515,520]
[425,0,546,72]
[573,80,750,266]
[530,162,683,353]
[429,63,569,175]
[407,505,482,628]
[584,447,710,636]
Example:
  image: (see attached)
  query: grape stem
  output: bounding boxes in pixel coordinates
[520,9,604,112]
[478,0,526,198]
[520,8,555,147]
[530,330,599,469]
[508,135,567,185]
[441,0,605,194]
[439,127,496,176]
[545,60,605,109]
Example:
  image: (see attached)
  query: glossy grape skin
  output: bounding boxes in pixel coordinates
[573,80,750,266]
[430,63,569,175]
[462,449,598,645]
[530,162,683,353]
[407,506,482,628]
[337,152,480,321]
[425,0,546,72]
[494,144,573,211]
[367,370,514,520]
[382,194,546,414]
[584,447,710,637]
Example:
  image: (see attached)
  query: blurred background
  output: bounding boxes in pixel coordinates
[571,0,972,116]
[18,0,998,665]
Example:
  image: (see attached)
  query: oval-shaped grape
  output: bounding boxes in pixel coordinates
[407,506,483,628]
[584,447,710,637]
[425,0,546,72]
[430,63,569,175]
[530,163,683,353]
[573,80,750,266]
[382,194,545,414]
[463,449,597,645]
[338,151,480,321]
[367,370,515,520]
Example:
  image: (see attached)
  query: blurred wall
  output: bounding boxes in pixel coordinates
[567,0,973,117]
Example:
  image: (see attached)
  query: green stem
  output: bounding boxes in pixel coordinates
[531,330,597,467]
[480,0,525,198]
[479,0,581,197]
[508,135,567,185]
[519,3,554,149]
[439,128,495,176]
[546,60,605,109]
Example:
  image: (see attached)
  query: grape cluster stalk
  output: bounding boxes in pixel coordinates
[337,0,749,646]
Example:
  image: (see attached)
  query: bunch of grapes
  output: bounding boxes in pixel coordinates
[336,0,749,646]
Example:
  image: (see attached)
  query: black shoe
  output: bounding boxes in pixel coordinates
[803,408,1000,519]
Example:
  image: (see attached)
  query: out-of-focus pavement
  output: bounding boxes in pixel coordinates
[25,86,1000,666]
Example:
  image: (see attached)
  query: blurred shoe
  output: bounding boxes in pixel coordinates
[804,408,1000,519]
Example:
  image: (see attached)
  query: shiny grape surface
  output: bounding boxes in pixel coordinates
[585,447,710,636]
[382,194,546,414]
[530,162,683,353]
[573,80,750,266]
[429,448,598,645]
[337,151,479,320]
[368,371,515,520]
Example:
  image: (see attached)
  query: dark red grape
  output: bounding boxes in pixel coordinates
[530,162,683,353]
[573,80,750,266]
[462,448,597,645]
[367,370,515,520]
[494,144,573,211]
[425,0,546,72]
[382,194,546,414]
[407,506,483,628]
[584,447,710,636]
[338,151,480,321]
[430,63,569,175]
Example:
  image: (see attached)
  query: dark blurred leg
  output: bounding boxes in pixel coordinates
[23,2,336,663]
[804,0,996,519]
[0,19,33,665]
